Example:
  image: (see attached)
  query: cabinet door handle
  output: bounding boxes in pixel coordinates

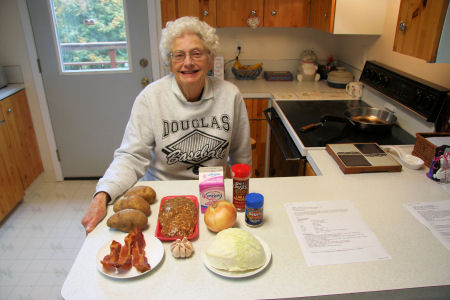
[8,108,12,113]
[0,119,5,125]
[203,10,209,16]
[399,21,407,32]
[271,10,277,16]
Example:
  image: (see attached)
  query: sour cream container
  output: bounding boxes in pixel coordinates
[199,167,225,213]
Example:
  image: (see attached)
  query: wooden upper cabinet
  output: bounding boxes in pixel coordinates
[217,0,264,27]
[264,0,310,27]
[161,0,217,27]
[310,0,335,33]
[393,0,449,62]
[217,0,308,28]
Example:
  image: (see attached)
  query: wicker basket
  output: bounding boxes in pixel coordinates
[412,132,450,167]
[232,66,262,80]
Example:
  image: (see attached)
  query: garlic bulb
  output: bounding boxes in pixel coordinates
[170,237,194,258]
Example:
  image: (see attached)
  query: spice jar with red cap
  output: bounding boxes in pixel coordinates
[231,164,251,212]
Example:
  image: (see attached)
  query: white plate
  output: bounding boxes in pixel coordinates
[96,233,164,279]
[202,235,271,278]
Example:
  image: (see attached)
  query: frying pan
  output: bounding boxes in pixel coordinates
[300,107,397,133]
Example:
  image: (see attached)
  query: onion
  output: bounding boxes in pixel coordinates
[204,201,237,232]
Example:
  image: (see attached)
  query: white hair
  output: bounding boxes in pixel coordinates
[159,16,220,65]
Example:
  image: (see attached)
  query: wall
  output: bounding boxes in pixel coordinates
[216,27,339,77]
[336,0,450,89]
[0,0,56,181]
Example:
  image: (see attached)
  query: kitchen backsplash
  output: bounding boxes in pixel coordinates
[2,65,24,83]
[223,58,361,81]
[223,58,301,80]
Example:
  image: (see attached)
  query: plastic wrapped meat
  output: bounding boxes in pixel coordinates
[158,197,197,238]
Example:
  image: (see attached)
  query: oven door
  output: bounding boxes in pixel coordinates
[264,107,306,177]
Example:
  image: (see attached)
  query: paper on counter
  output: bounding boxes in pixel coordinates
[404,199,450,251]
[426,136,450,148]
[285,200,391,266]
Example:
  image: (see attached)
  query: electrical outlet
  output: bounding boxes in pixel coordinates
[235,39,242,51]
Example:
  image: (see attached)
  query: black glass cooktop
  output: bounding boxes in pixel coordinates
[276,100,416,147]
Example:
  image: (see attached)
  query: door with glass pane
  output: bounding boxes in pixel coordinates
[27,0,153,177]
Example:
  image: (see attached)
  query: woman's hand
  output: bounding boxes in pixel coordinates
[81,192,109,235]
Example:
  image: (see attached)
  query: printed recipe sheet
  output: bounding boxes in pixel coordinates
[404,199,450,251]
[285,200,391,266]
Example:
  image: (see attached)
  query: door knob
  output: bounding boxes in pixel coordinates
[141,77,150,87]
[139,58,148,68]
[399,21,407,32]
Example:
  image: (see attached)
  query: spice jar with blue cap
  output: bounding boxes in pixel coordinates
[245,193,264,227]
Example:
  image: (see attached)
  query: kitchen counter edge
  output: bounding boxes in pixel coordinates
[0,84,25,101]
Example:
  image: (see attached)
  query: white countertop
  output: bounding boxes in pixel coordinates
[228,78,359,100]
[0,84,25,101]
[61,159,450,299]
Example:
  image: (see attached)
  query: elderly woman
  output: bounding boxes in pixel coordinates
[82,16,252,234]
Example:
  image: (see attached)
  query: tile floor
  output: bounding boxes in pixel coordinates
[0,175,97,300]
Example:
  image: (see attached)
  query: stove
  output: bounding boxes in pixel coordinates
[275,100,416,150]
[269,61,448,157]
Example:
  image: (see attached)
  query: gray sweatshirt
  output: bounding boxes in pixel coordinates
[96,74,252,202]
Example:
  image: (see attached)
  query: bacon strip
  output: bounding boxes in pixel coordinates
[116,230,136,270]
[101,240,121,269]
[101,227,150,273]
[131,227,151,272]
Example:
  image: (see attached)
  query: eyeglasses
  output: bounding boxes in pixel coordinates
[169,49,208,63]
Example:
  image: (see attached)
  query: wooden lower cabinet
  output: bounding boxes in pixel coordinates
[249,118,267,177]
[0,90,43,221]
[244,98,269,178]
[0,108,25,221]
[305,161,317,176]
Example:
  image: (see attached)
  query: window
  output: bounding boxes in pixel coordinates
[49,0,130,72]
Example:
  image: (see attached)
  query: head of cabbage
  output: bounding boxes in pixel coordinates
[205,228,265,271]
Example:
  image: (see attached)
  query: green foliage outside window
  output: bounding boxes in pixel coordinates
[53,0,129,70]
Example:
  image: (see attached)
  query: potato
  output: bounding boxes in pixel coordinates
[113,195,151,216]
[106,209,148,232]
[124,186,156,204]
